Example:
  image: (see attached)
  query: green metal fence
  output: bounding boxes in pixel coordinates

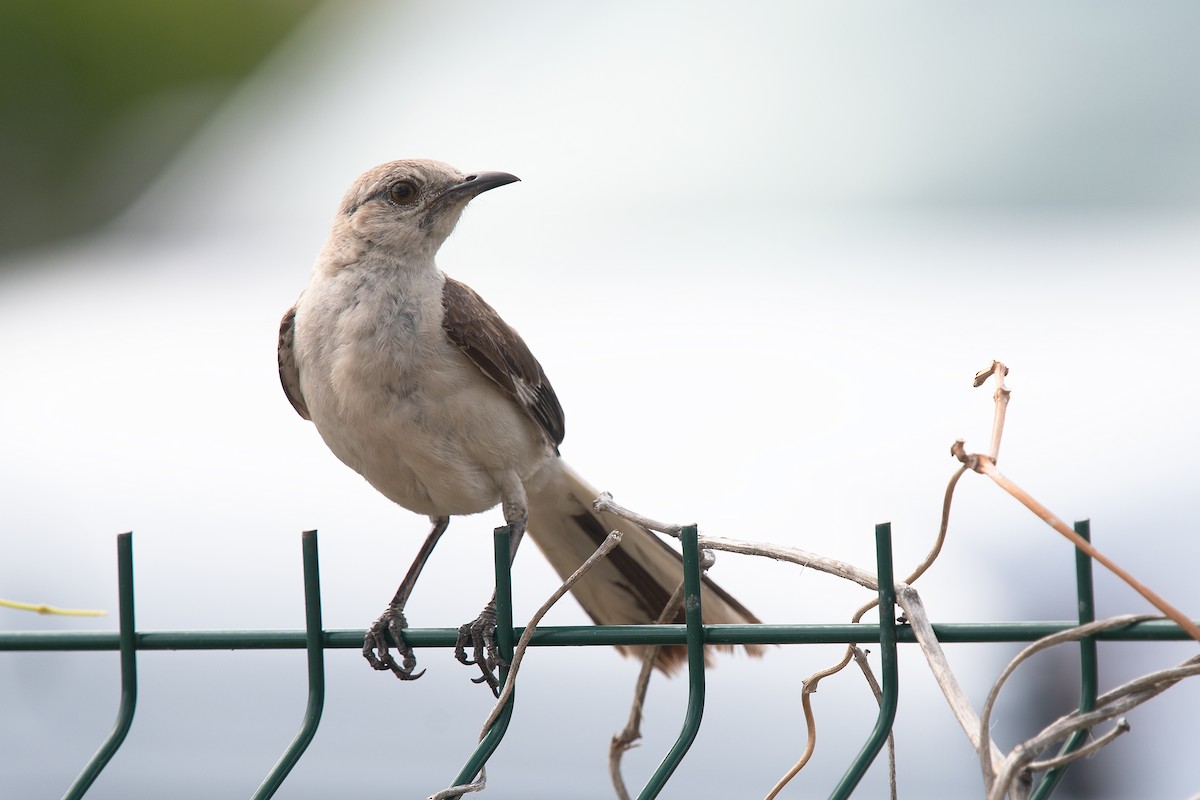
[1,522,1194,799]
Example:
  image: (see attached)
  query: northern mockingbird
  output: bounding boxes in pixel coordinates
[279,159,761,690]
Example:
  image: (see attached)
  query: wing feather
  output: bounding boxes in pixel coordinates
[278,305,310,420]
[441,277,564,448]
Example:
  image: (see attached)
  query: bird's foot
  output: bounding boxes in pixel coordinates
[455,602,507,696]
[363,603,425,680]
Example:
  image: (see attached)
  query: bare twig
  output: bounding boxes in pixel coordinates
[956,359,1200,796]
[590,495,894,800]
[1023,718,1130,772]
[982,459,1200,643]
[764,460,973,798]
[609,578,690,800]
[952,443,1200,644]
[763,653,841,798]
[699,534,881,590]
[849,646,897,800]
[593,492,683,536]
[767,606,870,799]
[483,531,624,732]
[427,771,486,800]
[911,463,969,587]
[595,495,881,591]
[973,359,1010,463]
[431,530,625,800]
[591,494,888,800]
[601,359,1200,800]
[988,649,1200,800]
[978,614,1152,792]
[972,360,1003,388]
[956,362,1200,644]
[895,585,1005,774]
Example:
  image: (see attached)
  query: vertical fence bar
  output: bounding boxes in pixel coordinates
[64,532,138,800]
[447,526,516,793]
[493,526,516,667]
[254,530,327,799]
[829,522,900,799]
[1030,519,1098,800]
[637,524,707,800]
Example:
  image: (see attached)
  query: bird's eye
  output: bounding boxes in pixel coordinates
[387,180,418,204]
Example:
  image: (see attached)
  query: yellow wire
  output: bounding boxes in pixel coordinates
[0,598,107,616]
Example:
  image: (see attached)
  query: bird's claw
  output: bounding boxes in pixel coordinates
[363,604,425,680]
[455,604,507,696]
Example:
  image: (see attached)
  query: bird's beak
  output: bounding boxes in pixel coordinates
[421,171,520,229]
[439,171,521,203]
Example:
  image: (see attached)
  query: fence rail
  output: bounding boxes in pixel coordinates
[1,523,1194,799]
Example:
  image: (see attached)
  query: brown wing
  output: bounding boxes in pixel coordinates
[441,277,564,448]
[278,305,310,420]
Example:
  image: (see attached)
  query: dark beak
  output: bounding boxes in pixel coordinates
[440,171,520,202]
[421,171,519,229]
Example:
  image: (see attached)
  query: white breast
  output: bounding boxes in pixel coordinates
[293,260,552,517]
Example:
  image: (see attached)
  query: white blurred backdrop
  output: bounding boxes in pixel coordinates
[3,3,1199,798]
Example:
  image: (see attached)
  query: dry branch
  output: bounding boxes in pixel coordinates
[959,450,1200,644]
[428,530,624,800]
[849,646,897,800]
[895,585,1005,774]
[987,646,1199,800]
[588,358,1199,800]
[594,493,879,590]
[609,577,690,799]
[955,361,1199,643]
[764,459,975,797]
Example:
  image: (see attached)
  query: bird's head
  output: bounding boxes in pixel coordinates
[333,159,519,259]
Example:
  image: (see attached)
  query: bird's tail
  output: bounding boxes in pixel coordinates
[524,459,764,674]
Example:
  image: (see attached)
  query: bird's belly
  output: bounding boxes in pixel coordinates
[308,369,550,518]
[330,426,498,516]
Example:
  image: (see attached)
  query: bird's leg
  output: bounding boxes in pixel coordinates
[456,492,527,695]
[363,515,449,680]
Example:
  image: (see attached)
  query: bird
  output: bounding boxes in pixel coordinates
[278,158,761,691]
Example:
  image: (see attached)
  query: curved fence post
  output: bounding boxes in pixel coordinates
[637,524,707,800]
[254,530,327,799]
[446,526,517,795]
[830,522,900,799]
[64,532,138,799]
[1030,519,1098,800]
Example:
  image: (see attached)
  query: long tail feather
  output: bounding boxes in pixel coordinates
[525,459,764,673]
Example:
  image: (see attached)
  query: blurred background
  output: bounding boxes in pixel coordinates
[2,2,1199,798]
